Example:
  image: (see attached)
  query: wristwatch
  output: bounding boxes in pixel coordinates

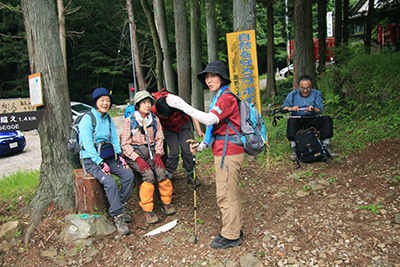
[99,162,105,169]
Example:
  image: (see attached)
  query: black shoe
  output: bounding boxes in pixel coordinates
[239,230,244,241]
[323,144,336,158]
[210,234,242,249]
[122,202,132,223]
[187,174,201,186]
[289,147,297,161]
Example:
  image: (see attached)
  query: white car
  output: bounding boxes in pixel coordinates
[279,64,294,78]
[70,101,92,121]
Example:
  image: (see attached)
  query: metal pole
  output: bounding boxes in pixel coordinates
[129,23,137,93]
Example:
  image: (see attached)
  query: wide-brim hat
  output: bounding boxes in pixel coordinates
[197,60,231,88]
[90,87,114,106]
[134,90,155,108]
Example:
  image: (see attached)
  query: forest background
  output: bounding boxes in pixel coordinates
[0,0,368,104]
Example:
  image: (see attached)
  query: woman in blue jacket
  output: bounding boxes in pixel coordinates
[79,88,134,235]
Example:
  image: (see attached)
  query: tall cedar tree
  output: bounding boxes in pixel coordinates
[174,0,191,103]
[154,0,176,94]
[191,0,204,125]
[127,0,146,91]
[266,0,277,98]
[293,0,307,90]
[21,0,75,245]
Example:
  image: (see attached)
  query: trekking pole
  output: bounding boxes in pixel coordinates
[142,120,166,219]
[186,139,199,244]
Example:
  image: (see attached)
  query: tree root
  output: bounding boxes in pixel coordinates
[24,198,50,246]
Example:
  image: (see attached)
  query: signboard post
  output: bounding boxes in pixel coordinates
[226,29,262,114]
[327,11,333,38]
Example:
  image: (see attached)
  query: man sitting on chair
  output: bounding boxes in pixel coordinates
[281,75,336,161]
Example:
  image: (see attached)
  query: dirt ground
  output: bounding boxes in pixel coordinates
[1,138,400,266]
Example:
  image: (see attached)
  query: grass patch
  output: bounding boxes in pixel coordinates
[0,170,39,201]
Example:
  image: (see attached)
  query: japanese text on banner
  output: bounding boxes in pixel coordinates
[226,29,261,114]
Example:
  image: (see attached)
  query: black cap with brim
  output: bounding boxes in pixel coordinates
[197,60,231,88]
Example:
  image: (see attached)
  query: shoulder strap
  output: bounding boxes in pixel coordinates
[129,113,136,137]
[214,90,244,169]
[151,112,157,137]
[86,111,97,144]
[105,113,112,141]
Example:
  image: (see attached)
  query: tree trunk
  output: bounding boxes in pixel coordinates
[318,0,327,74]
[233,0,257,32]
[127,0,146,91]
[154,0,176,93]
[343,0,349,43]
[206,0,218,107]
[365,0,374,53]
[266,0,276,98]
[191,0,204,125]
[141,0,163,90]
[335,0,342,47]
[206,0,218,62]
[174,0,191,103]
[21,0,75,245]
[305,0,316,87]
[57,0,67,76]
[293,0,307,90]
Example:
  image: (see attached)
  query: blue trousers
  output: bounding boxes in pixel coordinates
[83,158,134,217]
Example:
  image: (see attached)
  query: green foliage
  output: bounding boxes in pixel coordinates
[0,0,29,98]
[0,170,39,201]
[330,177,338,182]
[360,204,382,214]
[196,218,204,224]
[302,185,311,192]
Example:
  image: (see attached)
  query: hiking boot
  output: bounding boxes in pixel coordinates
[289,147,297,161]
[113,214,130,235]
[323,144,336,158]
[187,174,201,186]
[122,202,132,223]
[210,234,242,249]
[170,178,176,195]
[143,210,159,224]
[162,203,176,215]
[239,230,244,241]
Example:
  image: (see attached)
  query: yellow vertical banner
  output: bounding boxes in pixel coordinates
[226,29,261,114]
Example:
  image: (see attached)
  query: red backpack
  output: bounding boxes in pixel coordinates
[151,88,170,100]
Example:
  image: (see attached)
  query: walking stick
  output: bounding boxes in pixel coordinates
[142,120,166,219]
[186,139,199,244]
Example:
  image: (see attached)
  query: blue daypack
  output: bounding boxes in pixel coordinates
[211,91,267,168]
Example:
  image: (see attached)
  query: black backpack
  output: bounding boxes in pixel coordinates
[294,127,329,166]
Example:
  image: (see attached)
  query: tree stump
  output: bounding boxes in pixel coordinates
[73,169,108,214]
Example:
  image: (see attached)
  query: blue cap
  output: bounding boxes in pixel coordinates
[90,87,114,106]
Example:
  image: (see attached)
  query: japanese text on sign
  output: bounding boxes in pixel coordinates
[0,111,45,132]
[0,98,36,114]
[226,29,261,114]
